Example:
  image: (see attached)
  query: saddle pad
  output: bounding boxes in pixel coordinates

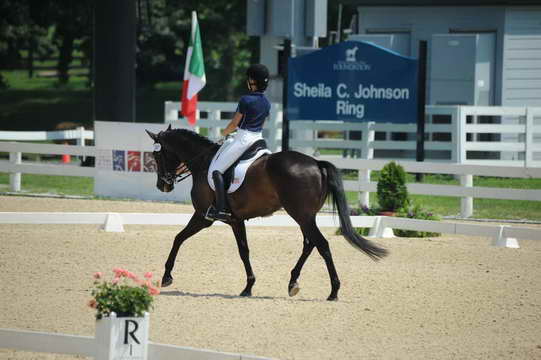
[208,149,270,193]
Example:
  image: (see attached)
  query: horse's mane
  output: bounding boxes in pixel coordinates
[164,128,217,149]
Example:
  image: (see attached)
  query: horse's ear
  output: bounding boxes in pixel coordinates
[145,129,158,141]
[167,124,172,131]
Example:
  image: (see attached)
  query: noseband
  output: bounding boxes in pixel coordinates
[161,163,191,185]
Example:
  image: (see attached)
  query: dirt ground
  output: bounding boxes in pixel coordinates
[0,195,540,360]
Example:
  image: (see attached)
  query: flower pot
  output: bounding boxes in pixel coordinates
[378,211,396,217]
[95,312,149,360]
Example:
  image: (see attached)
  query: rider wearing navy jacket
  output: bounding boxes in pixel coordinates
[206,64,271,222]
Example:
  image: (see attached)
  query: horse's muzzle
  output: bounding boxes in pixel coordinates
[157,179,174,193]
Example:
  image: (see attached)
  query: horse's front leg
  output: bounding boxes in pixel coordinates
[162,213,213,287]
[231,220,255,297]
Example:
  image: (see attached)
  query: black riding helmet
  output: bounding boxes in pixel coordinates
[246,64,269,92]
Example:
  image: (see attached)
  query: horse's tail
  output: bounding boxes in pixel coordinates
[318,160,388,261]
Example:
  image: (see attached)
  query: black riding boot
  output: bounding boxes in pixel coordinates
[205,170,231,222]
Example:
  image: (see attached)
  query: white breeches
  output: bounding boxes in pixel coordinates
[208,129,263,176]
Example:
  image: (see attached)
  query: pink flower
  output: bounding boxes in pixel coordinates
[112,278,120,285]
[93,272,103,280]
[88,299,97,309]
[113,268,124,278]
[148,286,160,296]
[126,272,141,284]
[144,272,153,279]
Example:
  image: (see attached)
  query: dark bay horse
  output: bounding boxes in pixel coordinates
[146,125,387,301]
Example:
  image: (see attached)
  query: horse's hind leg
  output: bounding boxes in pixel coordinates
[288,237,315,297]
[162,213,213,287]
[301,219,341,301]
[231,220,256,297]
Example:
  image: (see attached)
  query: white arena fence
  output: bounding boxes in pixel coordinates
[1,141,540,218]
[0,126,93,145]
[317,156,541,218]
[0,211,539,249]
[165,102,541,167]
[0,327,271,360]
[0,139,540,218]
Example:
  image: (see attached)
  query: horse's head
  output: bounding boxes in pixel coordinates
[146,125,218,193]
[145,124,180,193]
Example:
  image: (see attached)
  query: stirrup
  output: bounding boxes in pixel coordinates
[205,205,231,222]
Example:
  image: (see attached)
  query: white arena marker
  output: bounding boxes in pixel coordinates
[103,213,125,233]
[367,216,395,238]
[492,225,519,248]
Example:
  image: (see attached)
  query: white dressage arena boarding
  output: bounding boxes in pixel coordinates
[1,211,540,248]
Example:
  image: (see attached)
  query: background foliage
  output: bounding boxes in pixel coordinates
[0,0,258,97]
[0,1,358,130]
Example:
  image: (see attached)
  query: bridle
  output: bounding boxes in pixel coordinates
[153,141,216,185]
[152,142,189,185]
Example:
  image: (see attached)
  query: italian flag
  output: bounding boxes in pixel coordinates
[181,11,206,125]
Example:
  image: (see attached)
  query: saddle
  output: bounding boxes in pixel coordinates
[222,139,269,191]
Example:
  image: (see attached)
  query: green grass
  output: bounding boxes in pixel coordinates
[0,173,93,196]
[0,172,539,221]
[343,172,541,221]
[345,191,541,220]
[0,70,180,131]
[2,70,89,90]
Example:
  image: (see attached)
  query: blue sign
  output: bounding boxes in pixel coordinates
[287,41,418,123]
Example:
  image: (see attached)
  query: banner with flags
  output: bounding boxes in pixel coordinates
[181,11,206,125]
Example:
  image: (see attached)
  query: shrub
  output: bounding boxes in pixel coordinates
[394,204,441,237]
[377,161,409,212]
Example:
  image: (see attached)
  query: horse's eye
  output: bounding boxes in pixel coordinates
[153,143,162,152]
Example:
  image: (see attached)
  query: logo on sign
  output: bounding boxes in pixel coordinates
[346,46,358,62]
[333,45,371,71]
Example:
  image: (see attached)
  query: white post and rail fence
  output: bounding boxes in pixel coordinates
[0,312,271,360]
[0,102,540,228]
[1,140,540,219]
[165,102,541,167]
[3,102,541,217]
[0,139,540,247]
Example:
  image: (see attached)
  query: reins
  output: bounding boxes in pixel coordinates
[169,143,218,184]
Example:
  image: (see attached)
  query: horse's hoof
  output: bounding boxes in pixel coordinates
[288,282,300,297]
[161,275,173,287]
[239,289,252,297]
[326,295,338,301]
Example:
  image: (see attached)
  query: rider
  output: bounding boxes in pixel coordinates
[205,64,271,221]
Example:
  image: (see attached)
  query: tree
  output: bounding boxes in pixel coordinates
[0,1,30,70]
[134,0,257,100]
[51,0,92,84]
[1,0,259,100]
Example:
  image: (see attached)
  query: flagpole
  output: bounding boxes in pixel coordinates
[281,39,291,152]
